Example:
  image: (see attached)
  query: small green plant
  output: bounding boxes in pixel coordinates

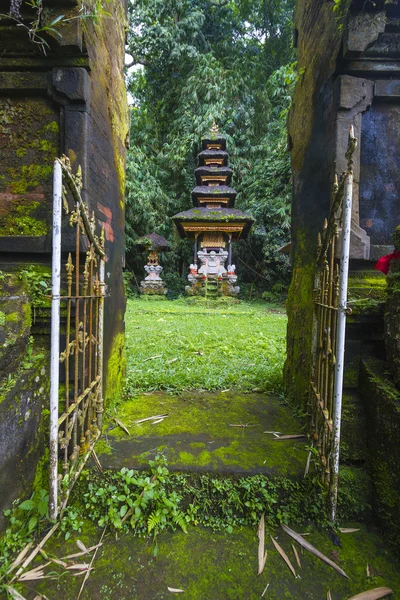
[18,267,51,307]
[71,456,331,546]
[1,0,111,55]
[59,506,84,540]
[0,488,51,595]
[16,488,49,533]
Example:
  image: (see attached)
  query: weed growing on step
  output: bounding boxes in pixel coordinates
[67,456,328,548]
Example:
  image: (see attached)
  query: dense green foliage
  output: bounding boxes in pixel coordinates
[124,297,287,394]
[72,456,326,544]
[125,0,295,296]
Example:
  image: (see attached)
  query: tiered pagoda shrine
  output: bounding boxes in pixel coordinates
[173,125,253,297]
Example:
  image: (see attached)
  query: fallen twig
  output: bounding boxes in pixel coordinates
[143,354,162,362]
[261,583,269,597]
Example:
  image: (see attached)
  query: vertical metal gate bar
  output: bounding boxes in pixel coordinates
[73,210,80,456]
[97,244,105,430]
[64,254,73,473]
[329,142,354,521]
[49,160,62,521]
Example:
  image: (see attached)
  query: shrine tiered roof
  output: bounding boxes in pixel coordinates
[172,124,253,242]
[172,207,254,239]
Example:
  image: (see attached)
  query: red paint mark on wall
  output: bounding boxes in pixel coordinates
[98,202,115,242]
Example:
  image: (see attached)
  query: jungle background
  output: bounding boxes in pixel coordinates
[124,0,295,300]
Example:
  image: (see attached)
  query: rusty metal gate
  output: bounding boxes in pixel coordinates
[49,156,105,520]
[309,128,357,520]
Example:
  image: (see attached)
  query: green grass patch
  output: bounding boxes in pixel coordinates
[124,298,287,394]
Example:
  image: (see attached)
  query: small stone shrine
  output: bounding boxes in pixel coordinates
[172,124,253,297]
[135,232,169,295]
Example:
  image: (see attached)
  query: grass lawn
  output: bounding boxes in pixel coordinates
[124,297,287,395]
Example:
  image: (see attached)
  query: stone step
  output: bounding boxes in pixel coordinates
[98,391,308,479]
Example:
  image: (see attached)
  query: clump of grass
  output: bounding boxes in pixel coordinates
[124,298,287,394]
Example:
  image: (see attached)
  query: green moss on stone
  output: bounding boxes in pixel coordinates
[105,331,126,408]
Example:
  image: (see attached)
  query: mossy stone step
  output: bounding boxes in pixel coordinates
[98,391,307,478]
[32,522,400,600]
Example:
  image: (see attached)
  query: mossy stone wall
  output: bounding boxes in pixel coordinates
[360,357,400,553]
[0,0,128,519]
[384,225,400,387]
[284,0,344,406]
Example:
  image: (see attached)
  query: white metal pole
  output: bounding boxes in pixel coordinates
[97,249,105,431]
[49,159,63,521]
[329,152,353,522]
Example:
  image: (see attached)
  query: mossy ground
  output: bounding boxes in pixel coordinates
[24,522,400,599]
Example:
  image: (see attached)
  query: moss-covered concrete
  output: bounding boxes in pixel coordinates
[385,224,400,387]
[0,272,31,386]
[29,522,400,599]
[360,357,400,554]
[100,392,307,478]
[0,352,50,530]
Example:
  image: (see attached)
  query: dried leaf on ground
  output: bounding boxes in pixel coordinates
[347,588,393,600]
[281,524,349,579]
[327,591,332,600]
[7,542,33,573]
[270,536,296,577]
[113,417,130,435]
[257,514,268,575]
[143,354,162,362]
[134,414,168,424]
[167,587,185,593]
[66,563,90,570]
[292,544,301,568]
[4,586,28,600]
[339,528,360,534]
[76,540,89,553]
[11,523,59,583]
[60,542,102,560]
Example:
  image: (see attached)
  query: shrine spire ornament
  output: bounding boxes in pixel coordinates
[172,131,253,297]
[210,120,219,137]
